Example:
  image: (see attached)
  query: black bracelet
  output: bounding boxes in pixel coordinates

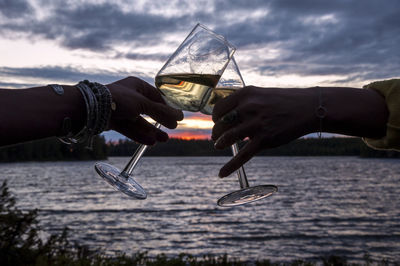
[56,80,113,148]
[81,80,112,135]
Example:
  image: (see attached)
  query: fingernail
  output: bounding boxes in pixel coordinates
[177,110,184,120]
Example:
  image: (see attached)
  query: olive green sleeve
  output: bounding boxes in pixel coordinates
[363,79,400,151]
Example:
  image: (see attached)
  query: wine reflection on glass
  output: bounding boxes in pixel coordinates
[95,24,277,206]
[94,23,235,200]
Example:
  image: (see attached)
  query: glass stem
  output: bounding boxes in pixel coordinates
[231,143,250,189]
[121,122,161,177]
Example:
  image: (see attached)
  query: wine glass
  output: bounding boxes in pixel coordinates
[94,23,235,199]
[201,57,278,207]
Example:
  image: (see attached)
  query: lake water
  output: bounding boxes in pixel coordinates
[0,156,399,263]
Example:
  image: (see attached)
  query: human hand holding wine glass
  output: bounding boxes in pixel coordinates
[202,58,277,207]
[96,24,277,206]
[212,85,321,177]
[107,76,183,144]
[95,23,235,199]
[94,77,183,199]
[154,26,276,207]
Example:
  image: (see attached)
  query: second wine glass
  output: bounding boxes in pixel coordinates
[200,57,277,207]
[94,23,235,200]
[95,23,277,206]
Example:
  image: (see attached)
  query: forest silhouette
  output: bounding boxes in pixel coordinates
[0,137,399,162]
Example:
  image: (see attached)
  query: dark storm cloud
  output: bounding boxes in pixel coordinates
[1,0,399,83]
[50,4,182,50]
[0,0,33,18]
[0,66,139,87]
[118,52,169,61]
[0,81,37,88]
[214,0,400,82]
[0,1,197,50]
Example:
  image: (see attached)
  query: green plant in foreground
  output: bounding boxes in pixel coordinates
[0,180,76,265]
[0,180,397,266]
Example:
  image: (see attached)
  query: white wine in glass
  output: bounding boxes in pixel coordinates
[94,23,235,200]
[156,57,277,206]
[201,57,278,207]
[155,74,220,112]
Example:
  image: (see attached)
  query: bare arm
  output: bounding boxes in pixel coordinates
[212,86,388,177]
[0,85,85,146]
[0,77,183,147]
[320,87,387,138]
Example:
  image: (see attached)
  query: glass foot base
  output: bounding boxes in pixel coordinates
[217,184,278,207]
[94,162,147,199]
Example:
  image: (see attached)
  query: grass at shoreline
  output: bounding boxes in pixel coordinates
[0,181,397,266]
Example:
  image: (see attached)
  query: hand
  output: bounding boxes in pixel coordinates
[107,76,184,145]
[212,86,316,177]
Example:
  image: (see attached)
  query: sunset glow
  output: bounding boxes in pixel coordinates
[170,113,214,139]
[142,113,213,140]
[178,117,213,130]
[169,131,210,140]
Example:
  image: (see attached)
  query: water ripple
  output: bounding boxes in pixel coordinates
[1,156,399,263]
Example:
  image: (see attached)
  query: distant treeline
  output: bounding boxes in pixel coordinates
[0,136,108,162]
[109,137,400,158]
[108,138,230,157]
[0,136,399,162]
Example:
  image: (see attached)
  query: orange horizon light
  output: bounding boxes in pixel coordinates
[168,131,210,140]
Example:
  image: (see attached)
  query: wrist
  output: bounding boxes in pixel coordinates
[302,87,321,135]
[104,83,121,129]
[63,85,86,134]
[57,81,113,148]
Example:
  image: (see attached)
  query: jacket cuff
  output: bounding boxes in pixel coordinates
[363,79,400,151]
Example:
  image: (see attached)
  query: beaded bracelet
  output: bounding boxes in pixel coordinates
[54,80,113,148]
[81,80,113,135]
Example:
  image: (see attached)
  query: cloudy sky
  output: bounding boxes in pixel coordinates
[1,0,399,140]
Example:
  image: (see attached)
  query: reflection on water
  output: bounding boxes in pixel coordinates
[0,156,399,263]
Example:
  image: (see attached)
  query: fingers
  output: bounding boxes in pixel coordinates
[141,100,184,129]
[219,138,261,178]
[212,109,242,142]
[211,120,234,142]
[108,76,183,130]
[138,79,166,104]
[111,76,165,104]
[113,117,169,145]
[213,120,258,149]
[212,91,240,122]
